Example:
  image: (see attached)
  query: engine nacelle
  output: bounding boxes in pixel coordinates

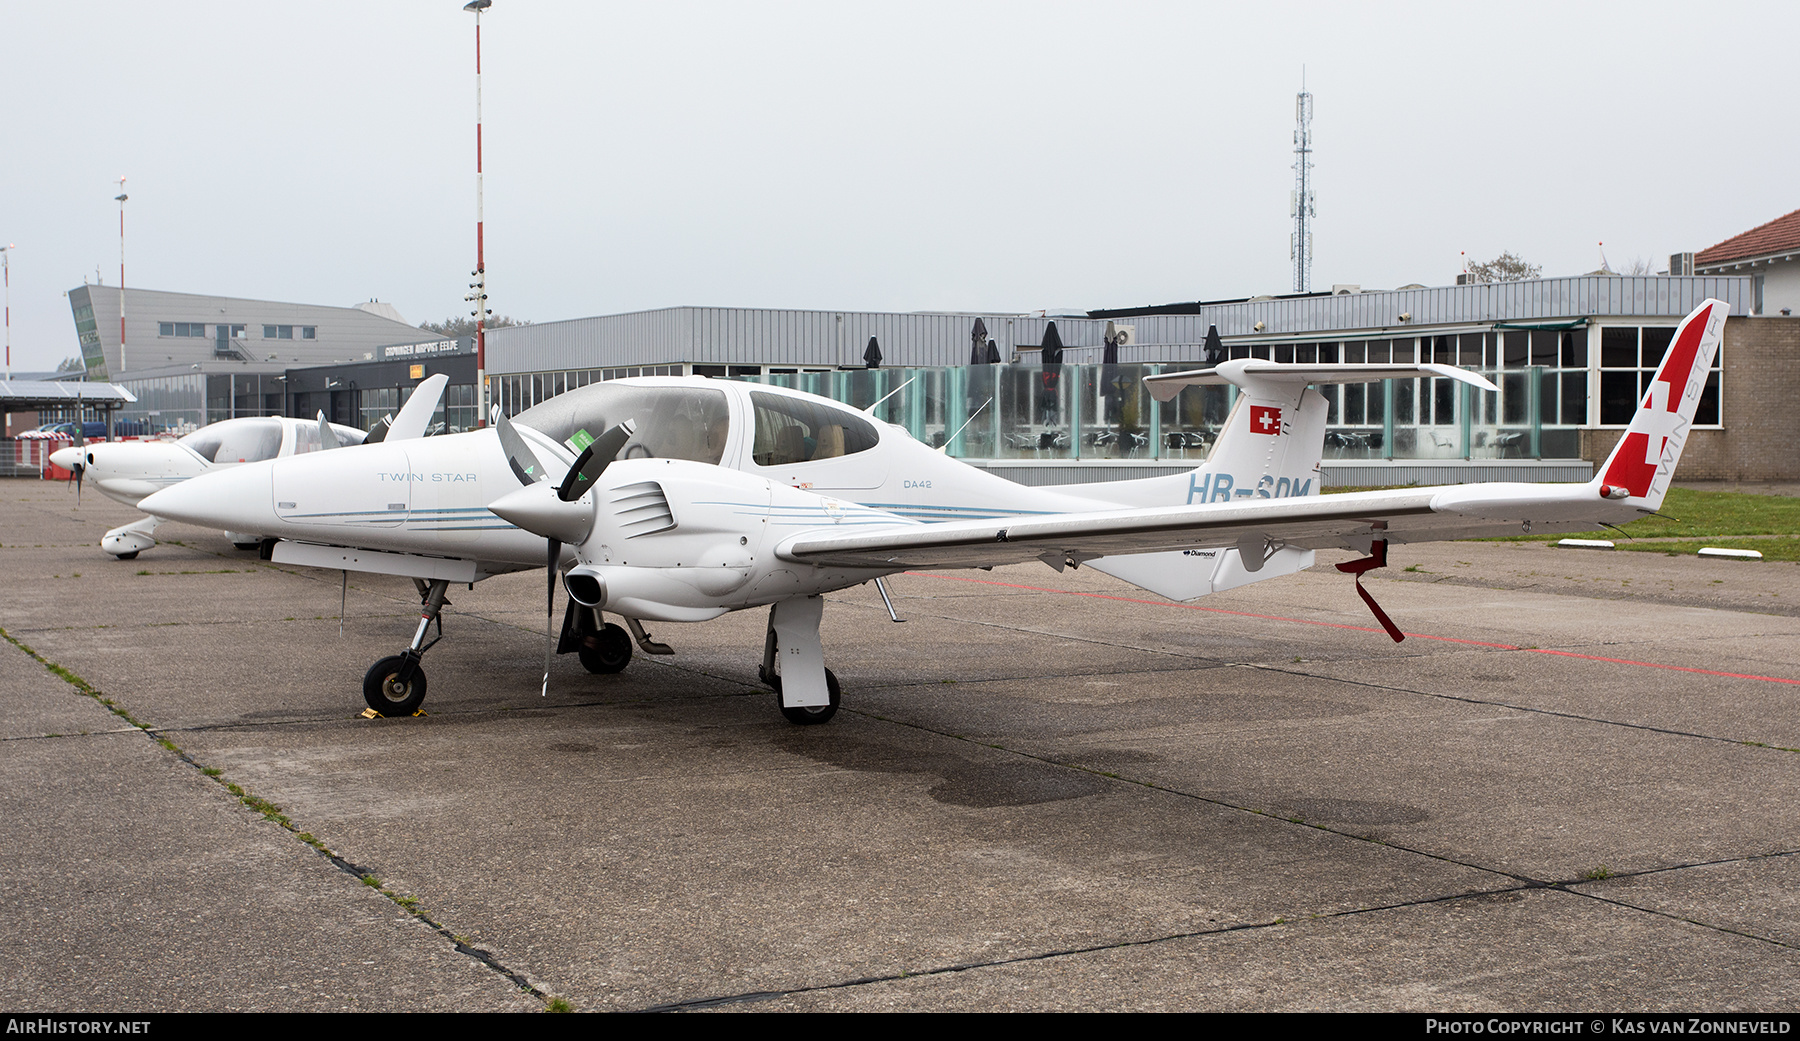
[556,458,902,620]
[562,563,732,622]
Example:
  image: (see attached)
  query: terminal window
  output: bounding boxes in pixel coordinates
[159,322,208,337]
[1598,325,1719,426]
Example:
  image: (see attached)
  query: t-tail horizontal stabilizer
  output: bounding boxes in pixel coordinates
[1087,360,1496,602]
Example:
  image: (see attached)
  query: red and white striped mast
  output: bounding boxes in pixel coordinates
[2,244,13,381]
[3,243,12,436]
[115,177,128,374]
[464,0,492,426]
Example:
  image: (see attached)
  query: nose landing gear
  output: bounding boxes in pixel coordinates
[363,654,427,715]
[362,578,450,716]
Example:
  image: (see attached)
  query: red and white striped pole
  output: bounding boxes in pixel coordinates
[3,244,12,381]
[3,244,11,436]
[464,0,492,427]
[115,177,128,375]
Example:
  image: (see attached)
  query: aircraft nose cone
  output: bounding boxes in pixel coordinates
[49,446,82,471]
[489,482,594,545]
[140,463,274,530]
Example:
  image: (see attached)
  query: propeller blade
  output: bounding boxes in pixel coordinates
[556,419,637,502]
[73,427,85,506]
[557,443,596,498]
[543,537,560,697]
[495,411,550,487]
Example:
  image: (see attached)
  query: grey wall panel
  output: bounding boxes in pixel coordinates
[76,286,445,379]
[486,276,1754,376]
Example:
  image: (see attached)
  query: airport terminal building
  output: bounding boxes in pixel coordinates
[63,273,1796,484]
[66,285,454,434]
[480,274,1780,484]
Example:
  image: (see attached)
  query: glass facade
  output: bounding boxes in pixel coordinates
[92,316,1717,463]
[112,374,207,434]
[354,382,480,435]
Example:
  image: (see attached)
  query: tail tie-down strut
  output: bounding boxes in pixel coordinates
[1335,540,1404,643]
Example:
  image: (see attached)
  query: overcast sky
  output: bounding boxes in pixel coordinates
[3,1,1795,372]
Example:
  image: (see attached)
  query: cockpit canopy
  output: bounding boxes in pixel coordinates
[512,380,885,471]
[515,382,731,465]
[179,417,285,464]
[748,391,878,466]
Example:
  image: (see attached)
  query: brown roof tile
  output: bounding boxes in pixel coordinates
[1695,207,1800,266]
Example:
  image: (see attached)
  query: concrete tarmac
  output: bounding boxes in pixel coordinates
[3,479,1797,1011]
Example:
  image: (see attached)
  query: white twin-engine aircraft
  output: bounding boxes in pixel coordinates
[140,300,1727,724]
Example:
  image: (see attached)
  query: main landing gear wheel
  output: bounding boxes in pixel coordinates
[112,551,139,560]
[773,668,840,726]
[363,655,427,716]
[577,623,633,674]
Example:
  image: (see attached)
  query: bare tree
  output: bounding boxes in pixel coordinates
[420,315,530,338]
[1620,256,1657,276]
[1466,251,1542,283]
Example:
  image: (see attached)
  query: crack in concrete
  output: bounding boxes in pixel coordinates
[632,706,1800,1010]
[0,626,559,1009]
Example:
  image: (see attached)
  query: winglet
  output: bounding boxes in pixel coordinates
[1592,299,1726,512]
[384,373,450,442]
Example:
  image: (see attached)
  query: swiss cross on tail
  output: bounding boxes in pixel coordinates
[1599,300,1725,501]
[1250,405,1282,435]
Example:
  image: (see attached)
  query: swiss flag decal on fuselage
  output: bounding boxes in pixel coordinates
[1250,405,1282,435]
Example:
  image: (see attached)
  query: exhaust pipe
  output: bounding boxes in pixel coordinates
[564,566,607,608]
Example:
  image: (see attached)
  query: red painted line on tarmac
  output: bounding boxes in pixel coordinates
[1525,649,1800,686]
[909,572,1800,686]
[912,573,1515,646]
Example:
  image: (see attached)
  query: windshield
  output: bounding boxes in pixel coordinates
[515,382,730,465]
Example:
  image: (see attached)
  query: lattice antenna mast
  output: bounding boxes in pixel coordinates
[1290,82,1315,294]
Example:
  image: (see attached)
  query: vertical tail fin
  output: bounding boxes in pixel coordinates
[1593,299,1727,512]
[1185,374,1330,504]
[1143,360,1497,506]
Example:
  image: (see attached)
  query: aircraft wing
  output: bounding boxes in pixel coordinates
[776,481,1626,572]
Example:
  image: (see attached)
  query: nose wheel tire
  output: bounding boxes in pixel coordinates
[363,655,427,716]
[774,668,841,725]
[577,623,633,674]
